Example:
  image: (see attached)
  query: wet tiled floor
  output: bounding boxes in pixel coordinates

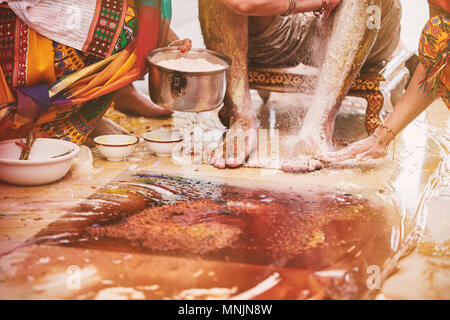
[1,91,448,299]
[0,0,448,300]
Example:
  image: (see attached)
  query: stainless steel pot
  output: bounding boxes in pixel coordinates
[146,47,231,112]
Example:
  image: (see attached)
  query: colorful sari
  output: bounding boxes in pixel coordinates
[0,0,172,144]
[419,1,449,107]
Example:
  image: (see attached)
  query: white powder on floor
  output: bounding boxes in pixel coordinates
[157,57,224,72]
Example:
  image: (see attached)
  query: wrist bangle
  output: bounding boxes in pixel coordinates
[281,0,296,16]
[314,0,327,17]
[379,124,397,137]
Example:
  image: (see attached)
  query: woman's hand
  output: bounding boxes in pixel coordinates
[178,38,192,53]
[166,28,192,53]
[167,38,192,53]
[316,134,388,163]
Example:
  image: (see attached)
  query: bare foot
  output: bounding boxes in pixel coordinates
[281,129,331,173]
[85,118,130,147]
[210,110,257,169]
[90,118,130,137]
[114,84,172,118]
[282,154,324,173]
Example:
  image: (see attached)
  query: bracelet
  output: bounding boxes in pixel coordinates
[379,124,397,137]
[281,0,296,16]
[168,39,184,47]
[314,0,327,17]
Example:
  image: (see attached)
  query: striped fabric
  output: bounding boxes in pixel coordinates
[6,0,98,51]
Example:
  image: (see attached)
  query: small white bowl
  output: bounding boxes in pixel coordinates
[93,134,138,162]
[0,138,80,186]
[143,129,184,157]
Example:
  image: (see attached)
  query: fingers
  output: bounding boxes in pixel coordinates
[316,146,360,163]
[210,144,226,169]
[308,159,324,171]
[226,154,246,168]
[213,157,226,169]
[318,141,387,163]
[180,38,192,53]
[281,155,321,173]
[316,137,380,163]
[355,150,373,161]
[223,128,256,168]
[355,146,387,161]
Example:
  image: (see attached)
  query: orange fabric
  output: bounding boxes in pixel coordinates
[0,68,15,105]
[25,29,56,87]
[35,47,140,125]
[70,49,131,97]
[0,22,55,108]
[0,26,57,134]
[419,14,450,107]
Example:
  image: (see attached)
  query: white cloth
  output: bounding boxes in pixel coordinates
[5,0,98,51]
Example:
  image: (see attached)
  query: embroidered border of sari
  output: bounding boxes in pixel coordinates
[0,4,56,90]
[6,0,129,57]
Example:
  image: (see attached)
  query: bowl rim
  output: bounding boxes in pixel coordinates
[143,130,184,144]
[0,138,80,165]
[146,47,232,75]
[93,134,139,148]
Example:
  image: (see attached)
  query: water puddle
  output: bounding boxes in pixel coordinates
[0,94,446,300]
[30,172,402,299]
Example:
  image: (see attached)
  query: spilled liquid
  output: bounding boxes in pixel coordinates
[32,173,402,299]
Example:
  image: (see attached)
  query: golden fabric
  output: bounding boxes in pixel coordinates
[26,29,57,87]
[0,69,14,105]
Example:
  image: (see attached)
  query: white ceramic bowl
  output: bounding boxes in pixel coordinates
[0,138,80,186]
[143,129,184,157]
[93,134,138,161]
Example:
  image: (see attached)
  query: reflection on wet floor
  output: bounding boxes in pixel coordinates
[30,173,401,299]
[0,91,447,300]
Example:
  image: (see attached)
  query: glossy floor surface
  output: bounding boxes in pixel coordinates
[0,90,448,299]
[0,0,448,300]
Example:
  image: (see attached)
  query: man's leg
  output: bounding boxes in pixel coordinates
[199,0,257,168]
[282,0,382,172]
